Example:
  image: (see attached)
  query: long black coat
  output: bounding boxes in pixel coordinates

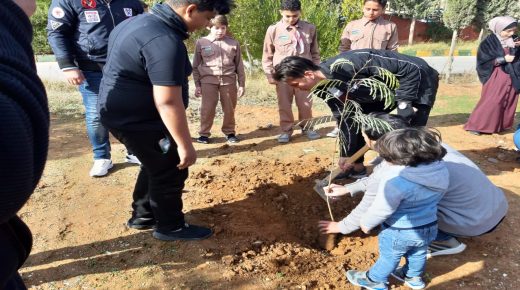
[477,34,520,93]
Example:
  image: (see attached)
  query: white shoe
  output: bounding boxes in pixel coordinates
[125,154,141,165]
[326,127,340,138]
[277,133,292,143]
[89,159,113,177]
[304,129,320,140]
[427,238,467,258]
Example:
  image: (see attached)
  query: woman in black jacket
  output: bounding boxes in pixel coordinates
[464,16,520,135]
[0,0,49,289]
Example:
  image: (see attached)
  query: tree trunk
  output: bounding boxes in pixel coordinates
[408,17,416,46]
[243,42,254,76]
[445,29,458,84]
[478,28,484,42]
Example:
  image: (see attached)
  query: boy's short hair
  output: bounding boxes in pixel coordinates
[273,56,320,81]
[374,127,446,167]
[167,0,234,14]
[364,0,387,8]
[280,0,301,11]
[210,14,228,26]
[363,113,409,141]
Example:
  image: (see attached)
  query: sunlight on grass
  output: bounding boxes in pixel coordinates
[43,80,83,118]
[399,40,479,52]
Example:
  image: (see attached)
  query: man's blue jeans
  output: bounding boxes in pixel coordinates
[78,71,110,160]
[368,224,437,283]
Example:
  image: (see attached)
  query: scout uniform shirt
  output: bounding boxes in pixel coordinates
[338,16,398,53]
[192,35,246,88]
[262,20,320,78]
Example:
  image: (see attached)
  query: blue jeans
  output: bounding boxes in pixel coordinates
[368,224,437,283]
[79,71,111,160]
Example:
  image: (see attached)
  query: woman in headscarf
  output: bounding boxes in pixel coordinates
[464,16,520,135]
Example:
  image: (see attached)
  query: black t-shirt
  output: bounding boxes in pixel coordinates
[99,11,191,131]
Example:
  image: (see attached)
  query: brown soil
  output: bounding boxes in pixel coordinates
[20,83,520,289]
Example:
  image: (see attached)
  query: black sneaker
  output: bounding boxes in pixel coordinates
[196,136,210,144]
[127,217,156,230]
[152,223,213,241]
[226,134,240,143]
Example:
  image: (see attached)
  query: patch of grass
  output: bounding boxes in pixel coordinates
[399,40,479,52]
[43,80,84,118]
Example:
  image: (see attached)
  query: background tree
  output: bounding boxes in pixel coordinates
[475,0,509,42]
[391,0,439,45]
[341,0,364,24]
[442,0,477,83]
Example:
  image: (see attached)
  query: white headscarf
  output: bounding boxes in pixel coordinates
[488,16,518,48]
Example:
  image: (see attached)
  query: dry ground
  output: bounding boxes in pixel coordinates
[18,80,520,290]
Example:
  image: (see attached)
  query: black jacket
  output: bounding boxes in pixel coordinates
[477,34,520,93]
[1,0,49,288]
[320,49,439,107]
[47,0,143,71]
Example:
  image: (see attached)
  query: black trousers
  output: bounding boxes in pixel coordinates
[0,216,32,290]
[110,129,188,231]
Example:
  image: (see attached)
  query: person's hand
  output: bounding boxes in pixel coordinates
[323,183,350,197]
[318,220,341,234]
[267,76,277,85]
[63,69,85,86]
[360,225,370,234]
[177,143,197,169]
[505,55,515,63]
[195,87,202,97]
[338,157,354,171]
[238,86,245,97]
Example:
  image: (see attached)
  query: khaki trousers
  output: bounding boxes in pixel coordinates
[199,83,238,137]
[276,82,313,132]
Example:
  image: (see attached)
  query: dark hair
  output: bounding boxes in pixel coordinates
[167,0,234,14]
[363,113,409,141]
[504,22,518,31]
[273,56,320,81]
[364,0,387,8]
[280,0,301,11]
[210,14,228,26]
[374,127,446,167]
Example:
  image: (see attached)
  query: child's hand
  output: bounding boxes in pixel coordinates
[323,184,350,197]
[360,225,370,234]
[338,157,354,171]
[238,87,245,97]
[505,55,515,63]
[318,220,341,234]
[195,87,202,97]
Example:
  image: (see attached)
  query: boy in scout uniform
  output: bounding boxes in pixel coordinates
[193,15,246,144]
[262,0,320,143]
[327,0,398,138]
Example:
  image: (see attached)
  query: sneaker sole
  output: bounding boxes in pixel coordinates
[126,221,155,230]
[345,271,387,290]
[125,158,141,165]
[89,163,113,177]
[152,230,213,241]
[404,281,426,290]
[427,242,467,258]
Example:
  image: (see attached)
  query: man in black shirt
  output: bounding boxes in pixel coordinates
[273,50,439,178]
[99,0,233,241]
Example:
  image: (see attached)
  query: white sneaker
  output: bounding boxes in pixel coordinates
[326,127,340,138]
[89,159,113,177]
[277,133,292,143]
[304,129,321,140]
[427,238,467,258]
[125,154,141,165]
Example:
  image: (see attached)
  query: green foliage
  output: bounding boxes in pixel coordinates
[442,0,477,30]
[31,0,52,55]
[391,0,439,19]
[475,0,509,30]
[341,0,363,23]
[425,22,453,42]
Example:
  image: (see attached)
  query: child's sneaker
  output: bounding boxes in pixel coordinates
[277,132,292,143]
[125,154,141,165]
[226,134,240,143]
[326,127,339,138]
[391,267,426,289]
[427,237,466,258]
[346,270,388,290]
[153,223,213,241]
[196,136,210,144]
[303,129,320,140]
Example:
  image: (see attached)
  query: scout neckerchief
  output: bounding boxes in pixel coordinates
[288,24,304,54]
